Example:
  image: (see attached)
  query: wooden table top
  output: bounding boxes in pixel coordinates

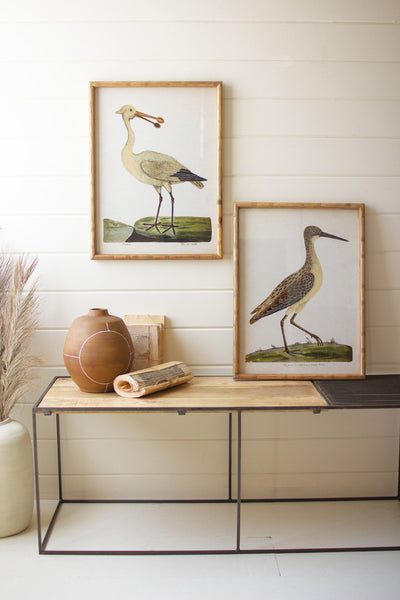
[35,376,328,413]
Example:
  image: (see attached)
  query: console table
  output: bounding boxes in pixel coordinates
[32,375,400,555]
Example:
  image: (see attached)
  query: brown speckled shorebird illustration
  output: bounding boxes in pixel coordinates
[249,225,348,354]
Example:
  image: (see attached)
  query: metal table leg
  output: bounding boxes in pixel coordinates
[32,410,64,554]
[236,409,242,551]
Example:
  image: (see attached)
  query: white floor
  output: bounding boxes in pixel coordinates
[1,501,400,600]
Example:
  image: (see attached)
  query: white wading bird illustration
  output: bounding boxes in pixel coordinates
[249,225,348,354]
[116,104,207,235]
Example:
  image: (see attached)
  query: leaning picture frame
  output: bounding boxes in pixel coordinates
[233,202,365,380]
[90,81,222,260]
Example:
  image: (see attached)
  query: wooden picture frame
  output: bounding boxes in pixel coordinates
[233,202,365,380]
[90,81,222,260]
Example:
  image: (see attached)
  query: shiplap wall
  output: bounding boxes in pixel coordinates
[1,0,399,500]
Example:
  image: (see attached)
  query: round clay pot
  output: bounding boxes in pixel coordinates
[63,308,134,392]
[0,418,33,537]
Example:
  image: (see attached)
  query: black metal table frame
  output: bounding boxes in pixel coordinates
[32,380,400,556]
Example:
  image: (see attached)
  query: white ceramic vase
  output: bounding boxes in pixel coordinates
[0,418,34,537]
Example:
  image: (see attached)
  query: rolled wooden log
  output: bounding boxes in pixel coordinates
[113,361,193,398]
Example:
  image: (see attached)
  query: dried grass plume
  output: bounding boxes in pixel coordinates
[0,254,41,421]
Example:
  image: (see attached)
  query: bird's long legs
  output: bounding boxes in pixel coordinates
[289,314,323,345]
[161,191,179,235]
[280,314,290,354]
[280,313,323,355]
[144,192,163,232]
[143,189,179,236]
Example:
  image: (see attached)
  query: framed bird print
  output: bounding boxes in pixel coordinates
[233,202,365,380]
[90,81,222,259]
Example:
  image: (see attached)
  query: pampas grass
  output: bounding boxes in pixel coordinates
[0,254,41,421]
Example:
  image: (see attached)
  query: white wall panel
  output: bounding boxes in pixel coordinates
[38,474,229,501]
[367,327,400,366]
[240,472,398,499]
[366,215,400,252]
[228,138,400,176]
[2,61,400,101]
[2,23,400,62]
[0,99,87,139]
[28,409,229,442]
[367,291,400,326]
[60,412,230,441]
[0,138,88,177]
[37,439,229,475]
[0,215,89,253]
[242,410,400,440]
[3,0,400,23]
[35,255,234,291]
[38,471,397,502]
[1,1,399,501]
[39,290,233,328]
[367,252,400,290]
[241,438,399,474]
[226,99,400,138]
[225,177,400,214]
[0,178,89,215]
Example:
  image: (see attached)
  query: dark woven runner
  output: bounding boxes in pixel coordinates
[313,375,400,408]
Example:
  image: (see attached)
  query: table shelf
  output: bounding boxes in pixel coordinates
[33,375,400,555]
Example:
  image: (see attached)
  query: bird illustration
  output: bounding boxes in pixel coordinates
[116,104,207,235]
[249,225,348,354]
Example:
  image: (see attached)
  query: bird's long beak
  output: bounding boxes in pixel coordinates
[320,230,348,242]
[136,111,164,128]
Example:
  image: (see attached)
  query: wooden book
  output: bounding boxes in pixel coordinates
[124,315,164,371]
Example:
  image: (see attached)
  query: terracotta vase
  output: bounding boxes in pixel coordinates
[63,308,134,393]
[0,418,33,537]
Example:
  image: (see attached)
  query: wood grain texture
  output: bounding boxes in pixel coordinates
[37,376,327,412]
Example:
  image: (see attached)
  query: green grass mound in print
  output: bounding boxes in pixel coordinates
[245,342,353,363]
[134,216,212,242]
[103,217,212,243]
[103,219,133,243]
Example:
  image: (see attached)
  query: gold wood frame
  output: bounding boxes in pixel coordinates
[90,81,222,260]
[233,202,365,380]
